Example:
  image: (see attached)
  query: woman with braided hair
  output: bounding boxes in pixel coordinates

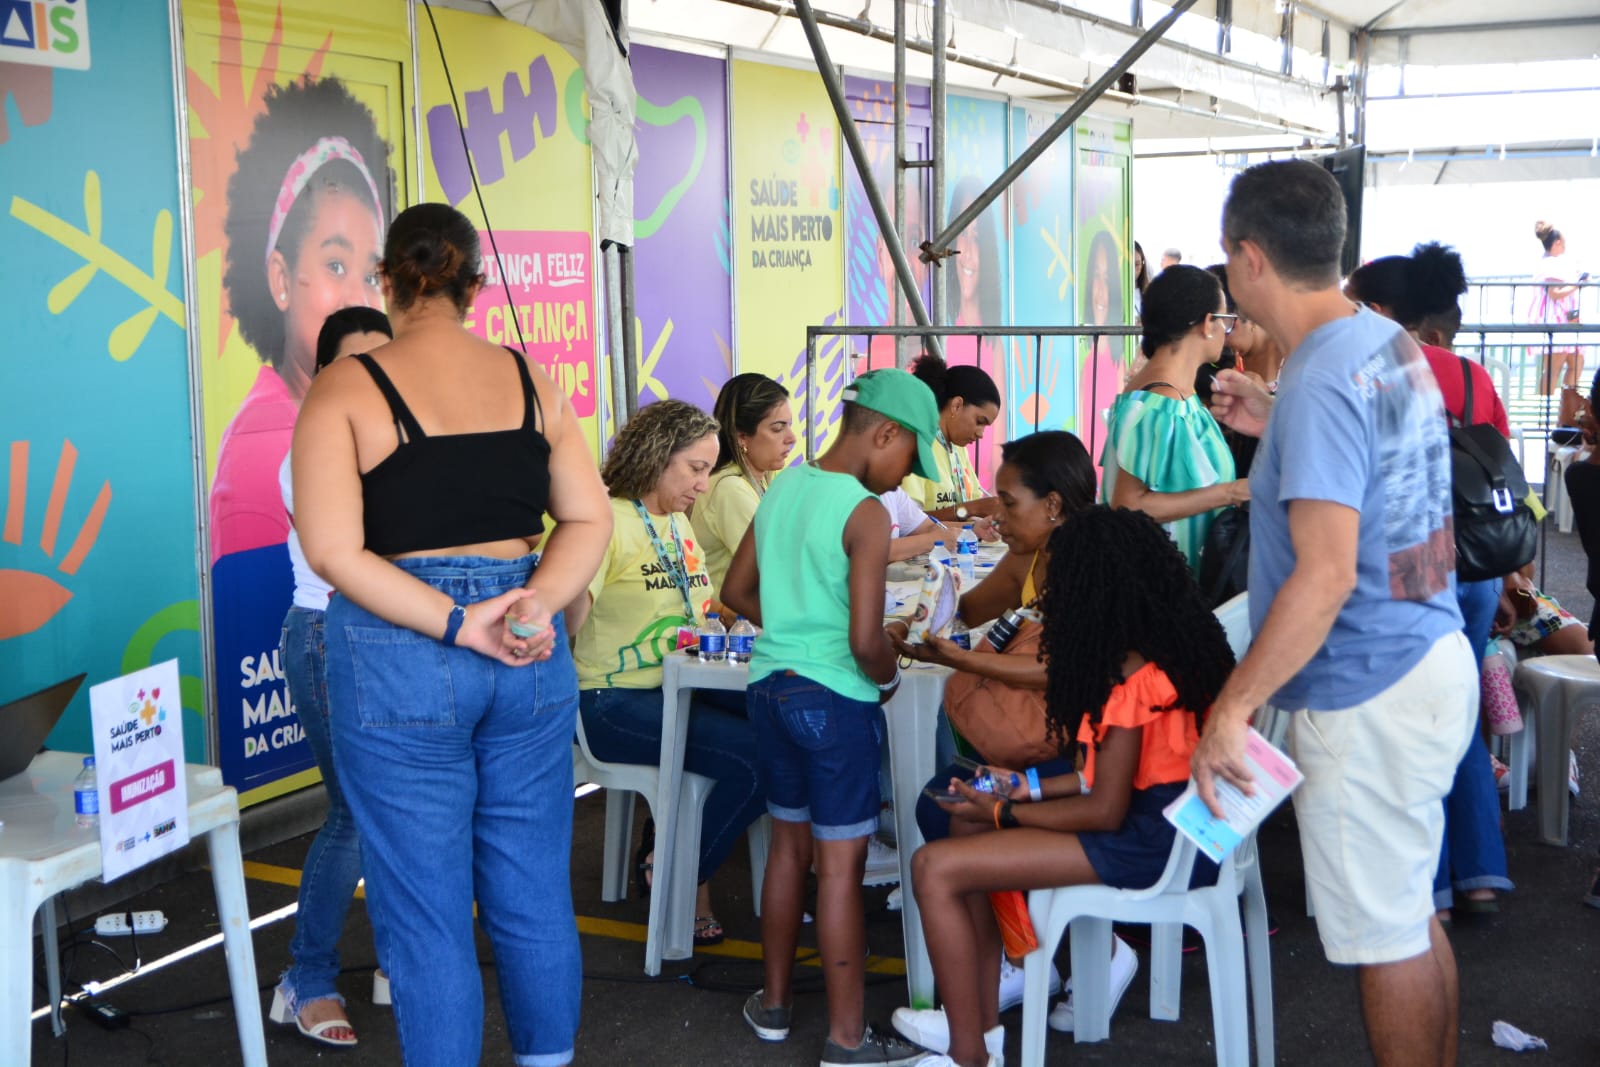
[891,506,1232,1067]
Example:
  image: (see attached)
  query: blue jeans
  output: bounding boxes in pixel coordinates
[327,555,579,1067]
[277,606,362,1009]
[578,685,764,884]
[1435,577,1514,908]
[747,672,884,840]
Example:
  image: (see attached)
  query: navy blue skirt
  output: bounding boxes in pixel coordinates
[1080,782,1221,890]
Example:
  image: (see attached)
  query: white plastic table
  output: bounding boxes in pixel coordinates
[655,651,950,1004]
[0,752,266,1066]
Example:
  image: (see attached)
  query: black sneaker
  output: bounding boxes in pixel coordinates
[743,990,792,1042]
[1585,869,1600,910]
[820,1023,925,1066]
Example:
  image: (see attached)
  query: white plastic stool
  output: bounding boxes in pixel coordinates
[1511,655,1600,844]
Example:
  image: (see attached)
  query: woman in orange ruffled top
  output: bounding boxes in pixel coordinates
[891,506,1236,1067]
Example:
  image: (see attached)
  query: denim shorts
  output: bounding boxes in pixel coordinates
[747,672,883,840]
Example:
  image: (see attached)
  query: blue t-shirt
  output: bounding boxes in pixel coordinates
[1248,309,1463,710]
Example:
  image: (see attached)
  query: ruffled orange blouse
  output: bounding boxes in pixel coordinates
[1077,662,1201,792]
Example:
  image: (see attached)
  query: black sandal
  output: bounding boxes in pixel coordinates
[694,915,725,947]
[634,818,655,898]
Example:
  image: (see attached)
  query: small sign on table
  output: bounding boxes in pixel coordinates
[89,660,190,882]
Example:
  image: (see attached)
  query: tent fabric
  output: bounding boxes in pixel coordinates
[492,0,638,247]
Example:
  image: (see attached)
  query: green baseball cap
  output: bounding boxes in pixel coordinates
[842,368,942,480]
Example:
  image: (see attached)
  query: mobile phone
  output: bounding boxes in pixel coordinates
[923,787,965,804]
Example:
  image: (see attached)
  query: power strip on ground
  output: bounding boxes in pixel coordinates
[94,910,167,937]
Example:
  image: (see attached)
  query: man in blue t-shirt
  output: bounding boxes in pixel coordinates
[1192,160,1475,1067]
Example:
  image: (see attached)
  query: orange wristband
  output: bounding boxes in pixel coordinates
[993,800,1003,831]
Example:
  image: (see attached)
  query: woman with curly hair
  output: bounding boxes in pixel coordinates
[572,399,766,948]
[210,75,394,561]
[692,373,796,593]
[294,202,611,1065]
[891,507,1232,1067]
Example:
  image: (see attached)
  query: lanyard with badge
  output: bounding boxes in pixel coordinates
[631,500,700,649]
[940,432,973,503]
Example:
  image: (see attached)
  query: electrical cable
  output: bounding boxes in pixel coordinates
[418,0,529,355]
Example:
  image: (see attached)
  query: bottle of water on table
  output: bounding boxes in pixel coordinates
[956,524,978,583]
[74,756,98,829]
[698,613,727,663]
[948,616,971,651]
[728,616,756,665]
[928,541,951,570]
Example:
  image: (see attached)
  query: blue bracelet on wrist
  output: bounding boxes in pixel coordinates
[1025,766,1042,802]
[442,603,466,646]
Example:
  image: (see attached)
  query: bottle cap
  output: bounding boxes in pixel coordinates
[934,541,945,547]
[82,756,94,767]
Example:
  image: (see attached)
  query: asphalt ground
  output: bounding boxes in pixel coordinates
[27,528,1600,1067]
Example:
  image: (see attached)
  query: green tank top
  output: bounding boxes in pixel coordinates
[749,463,878,702]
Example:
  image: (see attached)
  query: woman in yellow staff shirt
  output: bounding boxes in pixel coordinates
[901,352,1003,526]
[691,373,795,593]
[568,400,765,948]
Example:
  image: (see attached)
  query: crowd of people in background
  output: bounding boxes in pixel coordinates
[266,157,1595,1067]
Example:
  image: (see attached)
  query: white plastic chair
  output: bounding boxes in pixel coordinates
[572,717,770,970]
[1019,825,1274,1067]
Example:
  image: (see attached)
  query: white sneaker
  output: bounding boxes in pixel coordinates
[864,837,902,887]
[886,886,904,912]
[997,953,1061,1013]
[890,1007,1004,1062]
[1047,934,1138,1033]
[907,1054,999,1067]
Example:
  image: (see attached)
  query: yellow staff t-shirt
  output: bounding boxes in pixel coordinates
[573,498,713,690]
[690,466,762,596]
[901,435,981,511]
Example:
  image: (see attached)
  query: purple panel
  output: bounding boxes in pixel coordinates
[629,46,732,411]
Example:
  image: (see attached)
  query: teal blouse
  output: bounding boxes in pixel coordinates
[1100,389,1237,572]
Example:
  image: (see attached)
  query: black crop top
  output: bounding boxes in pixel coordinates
[355,349,551,556]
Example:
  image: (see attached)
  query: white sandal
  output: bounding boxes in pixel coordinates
[269,987,359,1048]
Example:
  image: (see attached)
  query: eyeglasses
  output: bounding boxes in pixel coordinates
[1210,313,1239,335]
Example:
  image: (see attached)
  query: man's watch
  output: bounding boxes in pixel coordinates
[955,505,970,520]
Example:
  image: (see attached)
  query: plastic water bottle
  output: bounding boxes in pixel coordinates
[949,616,971,651]
[74,756,98,829]
[928,541,951,570]
[956,524,979,583]
[727,616,756,665]
[697,613,727,663]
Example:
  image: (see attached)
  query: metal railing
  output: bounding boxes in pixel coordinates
[802,324,1142,475]
[1462,279,1599,331]
[1453,323,1600,462]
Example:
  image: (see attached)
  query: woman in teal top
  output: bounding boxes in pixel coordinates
[1101,265,1250,571]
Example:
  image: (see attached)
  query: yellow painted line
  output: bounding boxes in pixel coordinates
[241,860,906,976]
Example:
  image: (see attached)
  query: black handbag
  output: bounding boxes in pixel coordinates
[1450,356,1537,582]
[1198,503,1249,609]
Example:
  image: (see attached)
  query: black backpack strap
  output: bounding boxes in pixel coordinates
[1455,356,1475,429]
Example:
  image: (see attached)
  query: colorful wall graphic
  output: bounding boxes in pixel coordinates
[1,4,205,761]
[1009,105,1077,440]
[628,45,733,412]
[943,94,1011,482]
[731,59,845,456]
[843,76,931,374]
[421,6,599,449]
[1076,117,1135,470]
[185,0,412,798]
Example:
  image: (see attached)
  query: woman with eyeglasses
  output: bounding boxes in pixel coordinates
[1100,264,1249,572]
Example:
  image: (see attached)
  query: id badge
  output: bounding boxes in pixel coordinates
[676,626,697,651]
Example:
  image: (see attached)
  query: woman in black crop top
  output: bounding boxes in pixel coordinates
[292,203,610,1067]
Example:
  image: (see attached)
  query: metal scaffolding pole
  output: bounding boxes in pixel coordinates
[923,0,1200,262]
[930,0,947,330]
[791,0,937,346]
[893,0,909,367]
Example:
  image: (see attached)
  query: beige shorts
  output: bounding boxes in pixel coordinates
[1287,631,1476,966]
